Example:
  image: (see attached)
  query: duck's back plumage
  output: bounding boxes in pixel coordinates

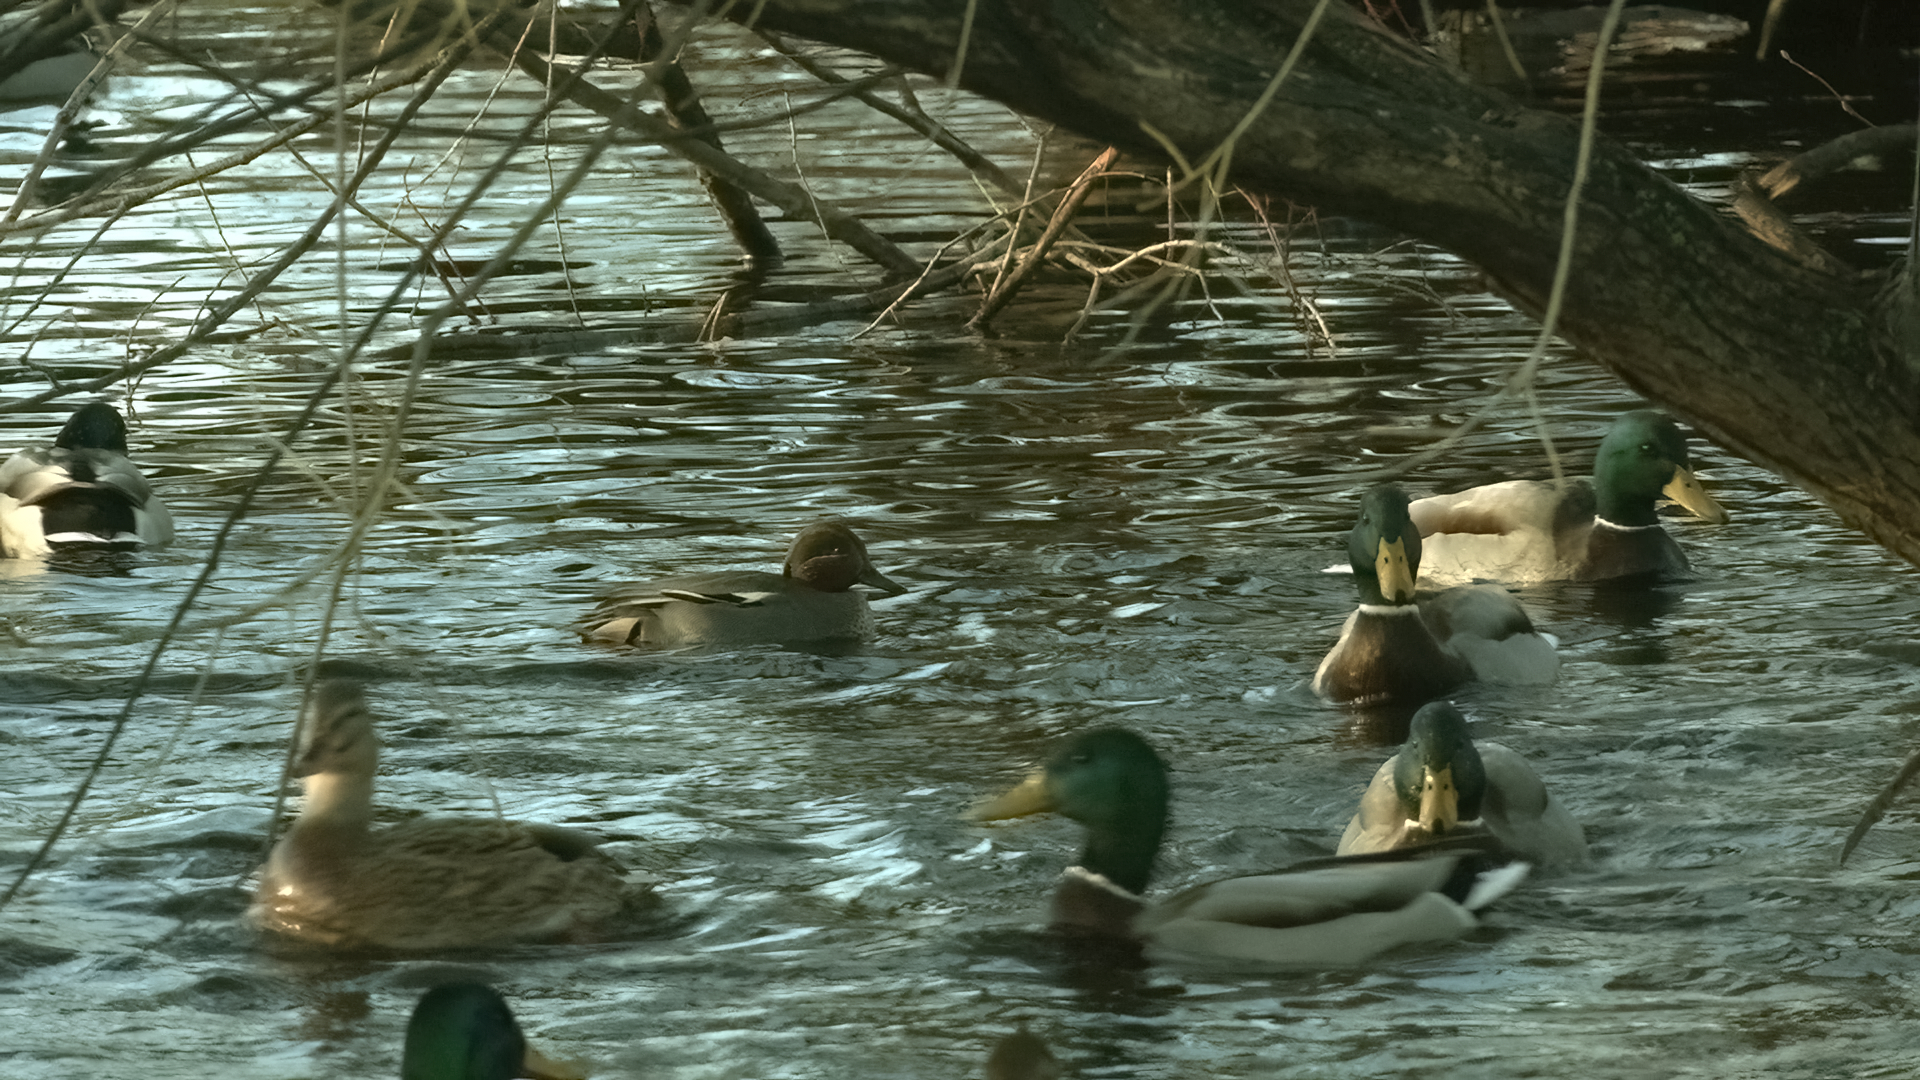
[1407,479,1597,585]
[579,522,903,647]
[1139,855,1512,966]
[584,568,878,646]
[0,403,171,558]
[256,816,630,950]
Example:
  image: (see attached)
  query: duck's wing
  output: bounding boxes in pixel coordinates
[578,570,786,641]
[4,448,160,506]
[0,447,55,499]
[1420,586,1559,686]
[1336,756,1415,856]
[1152,855,1462,925]
[1409,479,1592,536]
[594,570,786,609]
[1139,854,1521,966]
[1477,742,1588,866]
[1411,481,1595,586]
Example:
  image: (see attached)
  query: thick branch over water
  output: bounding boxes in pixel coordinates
[696,0,1920,564]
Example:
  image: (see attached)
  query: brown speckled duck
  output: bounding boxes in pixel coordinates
[252,681,644,950]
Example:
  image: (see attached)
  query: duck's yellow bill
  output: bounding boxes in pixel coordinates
[969,771,1054,821]
[1375,538,1416,604]
[1418,765,1460,833]
[1663,466,1729,524]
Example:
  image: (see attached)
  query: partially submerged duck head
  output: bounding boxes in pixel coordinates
[403,982,583,1080]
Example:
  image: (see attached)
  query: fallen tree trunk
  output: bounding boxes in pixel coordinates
[690,0,1919,565]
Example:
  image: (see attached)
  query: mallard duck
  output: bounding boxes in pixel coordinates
[0,402,172,558]
[1338,702,1587,866]
[1409,409,1729,586]
[403,983,584,1080]
[251,680,645,950]
[971,728,1529,966]
[1314,484,1558,706]
[579,520,905,647]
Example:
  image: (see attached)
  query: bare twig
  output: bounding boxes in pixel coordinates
[969,146,1120,330]
[759,32,1020,196]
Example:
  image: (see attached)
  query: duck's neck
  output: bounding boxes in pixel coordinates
[1593,482,1661,528]
[1078,816,1162,897]
[292,770,374,836]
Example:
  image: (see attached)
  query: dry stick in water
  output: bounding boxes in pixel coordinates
[1840,745,1920,864]
[968,146,1120,330]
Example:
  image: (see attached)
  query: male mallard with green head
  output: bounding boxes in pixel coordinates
[253,681,645,950]
[580,521,905,647]
[1409,410,1728,586]
[972,727,1527,965]
[0,402,172,558]
[1314,484,1559,707]
[1339,702,1587,867]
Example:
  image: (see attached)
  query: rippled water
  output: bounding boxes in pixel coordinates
[3,6,1920,1079]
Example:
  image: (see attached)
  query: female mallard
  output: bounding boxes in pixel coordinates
[1339,702,1587,866]
[0,402,172,558]
[1314,484,1558,707]
[403,983,584,1080]
[1409,410,1728,586]
[579,521,905,648]
[252,681,645,950]
[971,728,1528,966]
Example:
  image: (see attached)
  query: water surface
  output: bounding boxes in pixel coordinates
[2,7,1919,1079]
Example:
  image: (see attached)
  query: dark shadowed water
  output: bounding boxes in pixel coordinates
[3,5,1920,1079]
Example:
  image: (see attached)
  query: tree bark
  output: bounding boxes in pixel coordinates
[689,0,1920,565]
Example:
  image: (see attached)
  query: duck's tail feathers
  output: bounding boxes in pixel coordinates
[1461,861,1531,911]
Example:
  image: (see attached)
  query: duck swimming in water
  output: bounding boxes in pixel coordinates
[972,727,1528,966]
[0,402,172,558]
[1408,410,1728,586]
[1314,484,1558,707]
[1338,701,1587,867]
[252,680,645,950]
[579,521,905,648]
